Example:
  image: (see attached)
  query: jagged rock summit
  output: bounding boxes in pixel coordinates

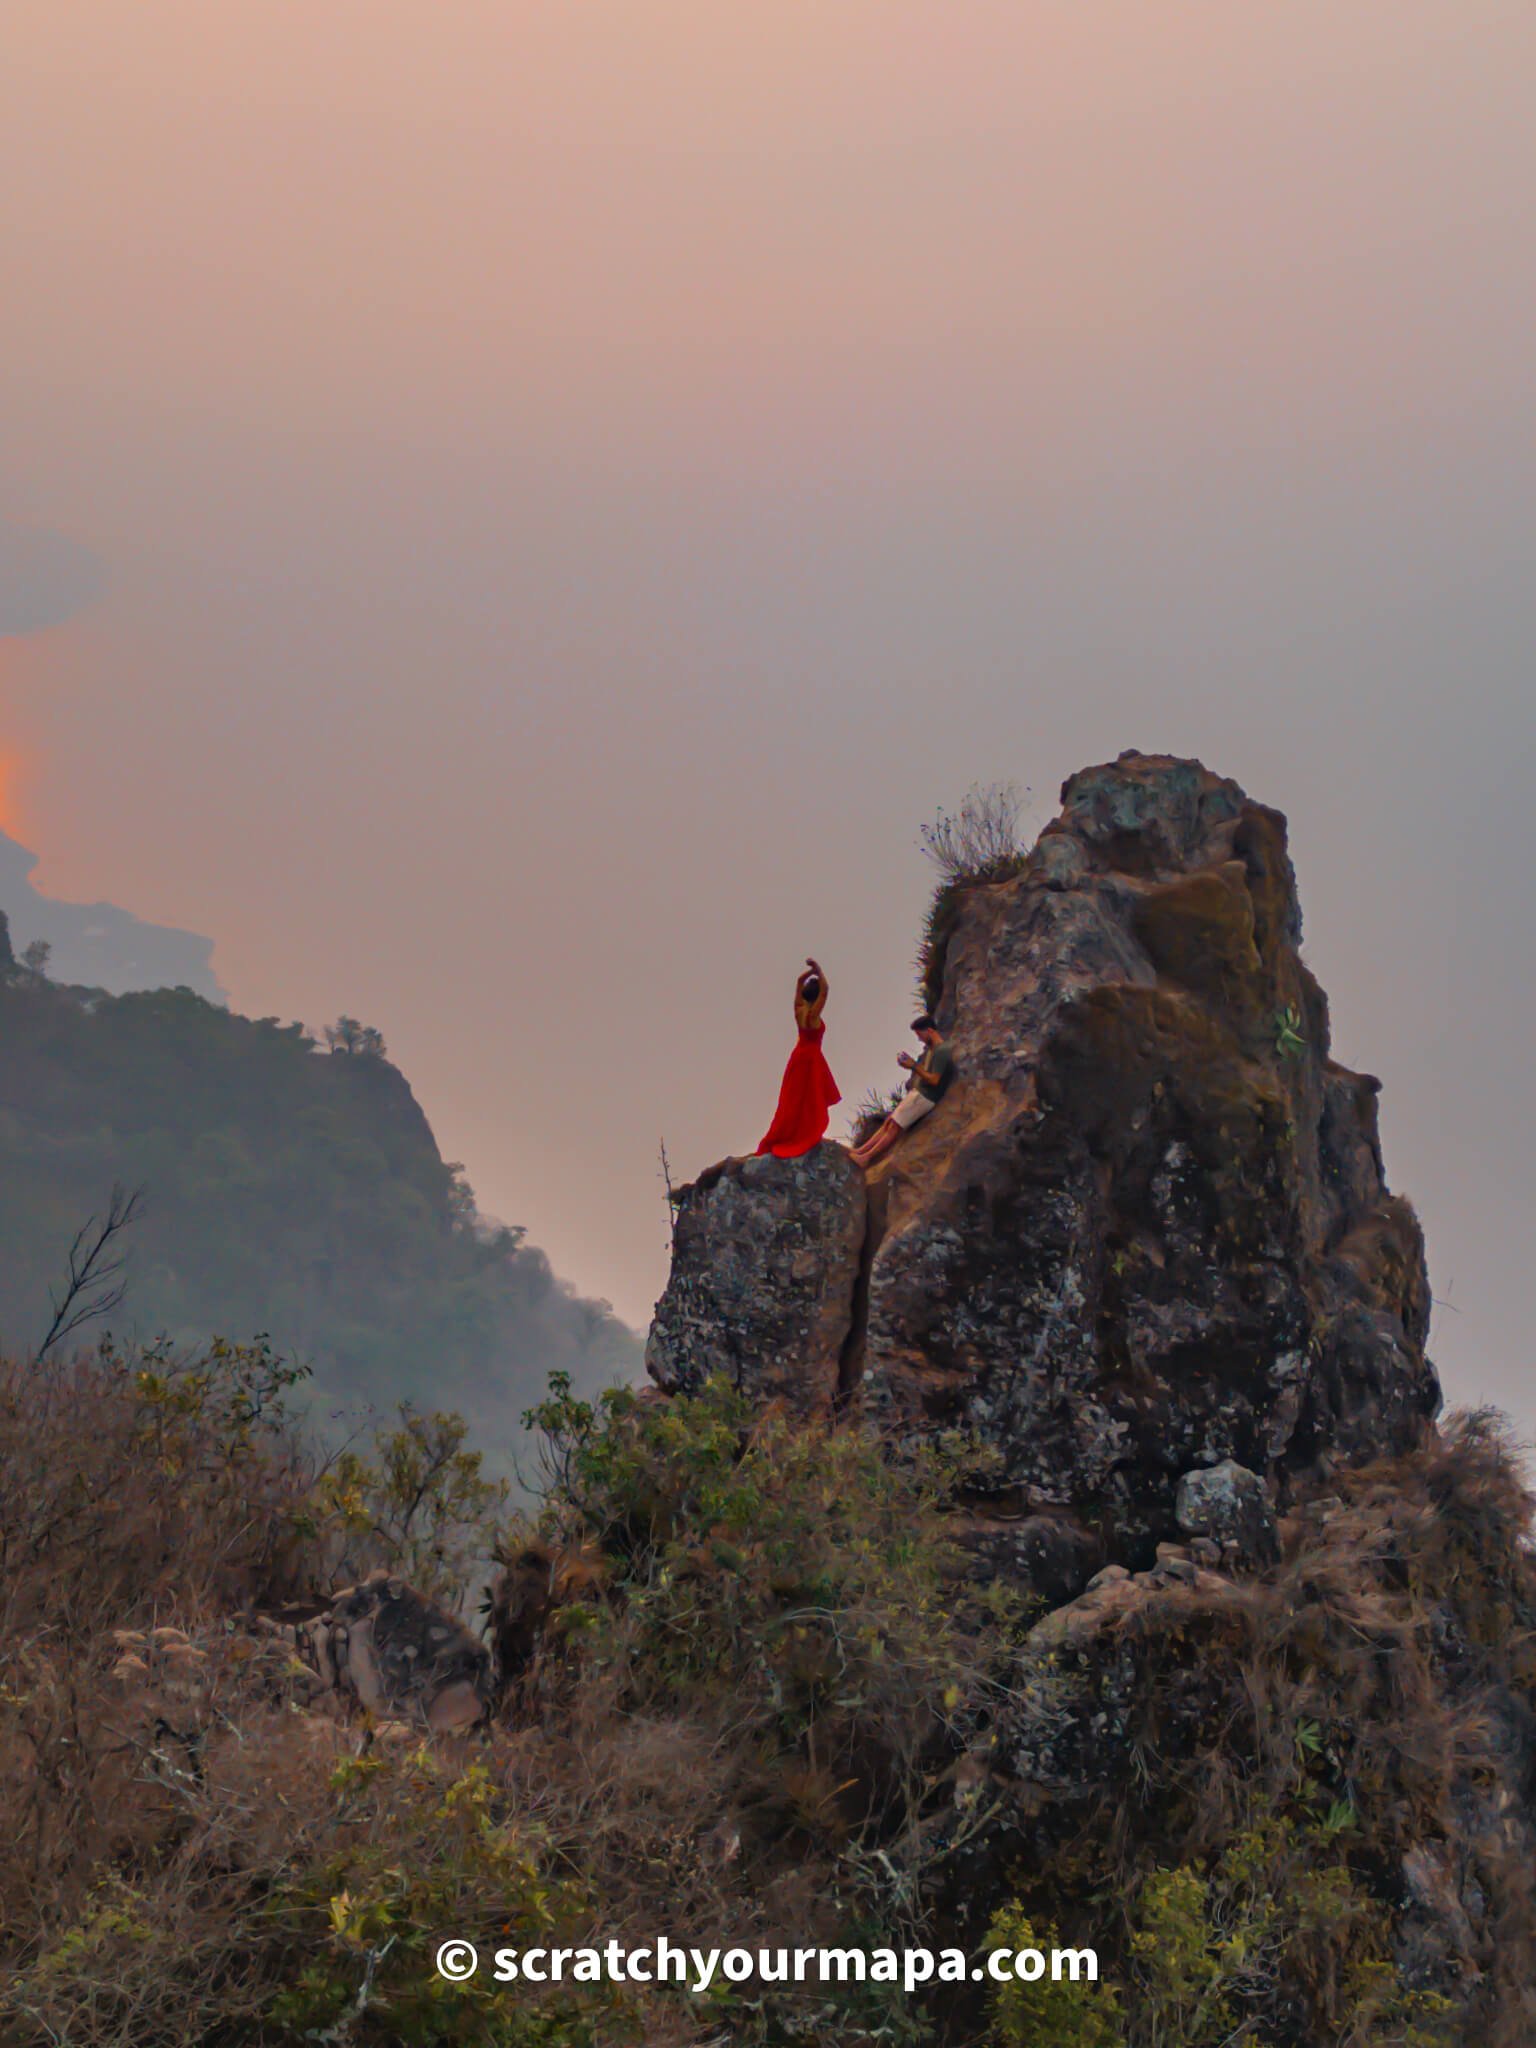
[651,752,1440,1598]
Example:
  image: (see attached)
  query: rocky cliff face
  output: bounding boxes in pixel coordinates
[650,753,1441,1598]
[646,1145,867,1408]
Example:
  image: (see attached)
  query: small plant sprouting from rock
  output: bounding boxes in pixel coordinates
[1273,1002,1306,1058]
[849,1081,905,1147]
[919,782,1029,889]
[915,783,1030,1012]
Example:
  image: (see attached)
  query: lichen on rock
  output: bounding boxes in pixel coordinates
[1174,1457,1278,1567]
[645,1140,867,1412]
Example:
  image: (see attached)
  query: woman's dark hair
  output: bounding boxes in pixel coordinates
[801,975,822,1004]
[911,1012,937,1033]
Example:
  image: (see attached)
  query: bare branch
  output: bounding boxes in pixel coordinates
[34,1184,145,1363]
[658,1137,680,1248]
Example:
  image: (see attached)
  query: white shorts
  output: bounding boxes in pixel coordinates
[890,1090,936,1131]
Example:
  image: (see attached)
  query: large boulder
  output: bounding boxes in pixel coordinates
[646,1142,867,1412]
[855,752,1439,1586]
[299,1570,494,1731]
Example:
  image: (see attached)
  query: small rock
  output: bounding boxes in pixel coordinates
[1153,1543,1197,1583]
[299,1573,494,1731]
[1174,1460,1279,1568]
[1084,1563,1131,1593]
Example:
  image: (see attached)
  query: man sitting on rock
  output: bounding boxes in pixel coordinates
[849,1013,955,1168]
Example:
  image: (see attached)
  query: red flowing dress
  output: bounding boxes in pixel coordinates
[757,1022,841,1159]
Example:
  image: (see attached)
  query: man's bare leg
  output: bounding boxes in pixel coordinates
[850,1118,902,1169]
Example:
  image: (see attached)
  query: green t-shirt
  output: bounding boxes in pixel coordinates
[916,1042,955,1103]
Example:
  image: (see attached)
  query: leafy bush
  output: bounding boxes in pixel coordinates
[502,1374,1005,2040]
[265,1754,594,2047]
[0,1334,313,1642]
[520,1373,985,1811]
[989,1817,1455,2048]
[310,1407,509,1611]
[985,1907,1121,2048]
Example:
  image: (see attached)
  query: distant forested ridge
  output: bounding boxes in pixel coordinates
[0,926,639,1459]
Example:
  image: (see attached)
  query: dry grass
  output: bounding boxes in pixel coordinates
[990,1411,1536,2048]
[0,1340,315,1979]
[6,1335,1536,2048]
[0,1355,985,2047]
[0,1338,311,1643]
[918,784,1028,889]
[848,1082,906,1147]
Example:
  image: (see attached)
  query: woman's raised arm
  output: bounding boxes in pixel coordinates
[796,956,828,1025]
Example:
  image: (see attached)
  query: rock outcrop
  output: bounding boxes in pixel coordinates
[649,752,1441,1597]
[298,1571,494,1731]
[646,1143,866,1411]
[859,751,1439,1582]
[1173,1456,1278,1568]
[942,1417,1536,2025]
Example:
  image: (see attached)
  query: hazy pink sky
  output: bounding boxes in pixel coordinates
[2,4,1533,1424]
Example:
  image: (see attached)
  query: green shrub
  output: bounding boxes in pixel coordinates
[985,1905,1121,2047]
[522,1375,981,1775]
[264,1753,595,2046]
[511,1374,1004,2041]
[309,1407,509,1611]
[989,1816,1456,2048]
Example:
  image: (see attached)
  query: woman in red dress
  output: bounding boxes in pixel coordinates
[757,957,841,1159]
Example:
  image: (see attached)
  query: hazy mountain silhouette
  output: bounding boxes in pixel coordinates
[0,828,227,1002]
[0,969,640,1466]
[0,826,639,1459]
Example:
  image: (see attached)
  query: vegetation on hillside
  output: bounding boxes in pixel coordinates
[0,968,639,1456]
[977,1414,1536,2048]
[0,1341,995,2047]
[3,1333,1533,2047]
